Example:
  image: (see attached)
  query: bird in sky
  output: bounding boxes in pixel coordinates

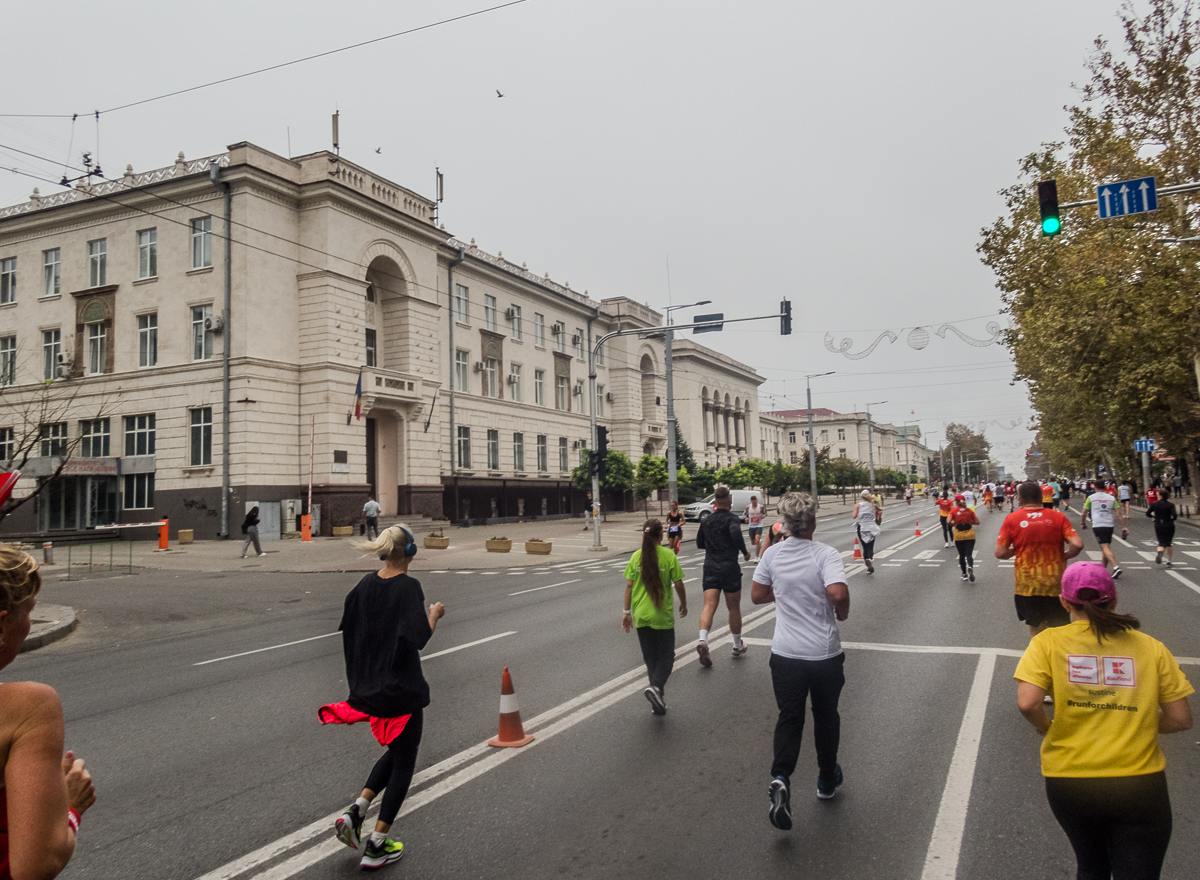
[375,148,382,154]
[496,89,505,98]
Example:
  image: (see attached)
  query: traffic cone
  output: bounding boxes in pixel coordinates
[853,537,862,560]
[488,666,535,748]
[915,521,921,537]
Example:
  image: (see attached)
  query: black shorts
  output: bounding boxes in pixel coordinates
[703,578,742,595]
[1042,502,1054,509]
[1014,594,1070,628]
[1093,526,1114,546]
[1154,524,1175,547]
[748,526,762,538]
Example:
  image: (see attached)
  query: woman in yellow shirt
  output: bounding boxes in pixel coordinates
[1015,561,1193,880]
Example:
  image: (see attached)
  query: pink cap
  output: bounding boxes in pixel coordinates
[1061,561,1117,604]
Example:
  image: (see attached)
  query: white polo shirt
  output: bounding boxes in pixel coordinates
[752,536,846,661]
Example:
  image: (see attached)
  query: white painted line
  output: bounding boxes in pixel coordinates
[1086,551,1104,561]
[193,632,340,666]
[1138,551,1158,561]
[842,641,1022,658]
[918,564,942,567]
[1165,568,1200,597]
[683,577,697,583]
[743,637,773,646]
[421,631,516,661]
[882,563,903,567]
[1114,534,1135,548]
[430,569,449,573]
[914,549,940,560]
[508,578,581,596]
[920,651,997,880]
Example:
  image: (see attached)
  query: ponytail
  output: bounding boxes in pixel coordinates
[639,519,665,607]
[354,524,415,564]
[1064,588,1141,643]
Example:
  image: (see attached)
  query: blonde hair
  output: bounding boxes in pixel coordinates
[0,547,41,614]
[355,524,416,562]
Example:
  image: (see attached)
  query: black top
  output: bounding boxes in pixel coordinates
[695,508,748,589]
[1146,499,1177,526]
[242,512,259,529]
[667,512,684,531]
[340,572,433,718]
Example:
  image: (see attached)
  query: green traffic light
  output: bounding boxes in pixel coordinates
[1042,216,1061,236]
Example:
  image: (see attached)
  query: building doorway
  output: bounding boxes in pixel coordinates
[39,476,117,531]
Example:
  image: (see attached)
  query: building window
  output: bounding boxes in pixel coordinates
[80,419,110,457]
[487,429,500,470]
[454,349,470,392]
[125,414,156,456]
[365,329,377,367]
[88,239,106,287]
[138,314,158,368]
[137,228,157,278]
[555,376,568,411]
[788,431,796,443]
[534,313,545,346]
[509,363,522,402]
[819,430,828,443]
[574,327,584,360]
[124,473,155,509]
[555,323,565,354]
[536,435,547,472]
[0,336,13,386]
[43,249,60,297]
[837,428,846,441]
[596,385,605,418]
[365,283,375,303]
[456,426,471,469]
[454,284,469,324]
[192,218,212,269]
[0,257,15,304]
[42,329,61,381]
[513,433,525,471]
[789,451,798,464]
[484,295,497,332]
[86,322,106,375]
[484,358,498,398]
[190,407,213,466]
[0,428,12,464]
[558,437,568,472]
[192,305,213,360]
[40,422,68,457]
[534,370,545,406]
[596,342,604,366]
[839,448,846,458]
[509,305,522,340]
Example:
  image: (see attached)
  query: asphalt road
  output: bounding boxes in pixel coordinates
[17,499,1200,880]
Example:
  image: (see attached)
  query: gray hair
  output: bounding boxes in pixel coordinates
[776,492,817,536]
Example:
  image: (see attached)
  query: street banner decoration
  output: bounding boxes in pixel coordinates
[823,320,1005,360]
[0,471,19,509]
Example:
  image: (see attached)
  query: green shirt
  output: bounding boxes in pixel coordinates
[624,545,685,630]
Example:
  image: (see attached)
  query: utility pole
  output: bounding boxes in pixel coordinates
[865,401,886,492]
[806,372,834,506]
[664,300,710,502]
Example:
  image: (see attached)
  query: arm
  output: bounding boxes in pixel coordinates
[731,517,749,561]
[694,525,705,550]
[673,580,688,618]
[1064,532,1083,559]
[1016,681,1052,735]
[825,582,849,621]
[622,580,634,632]
[751,579,774,605]
[994,539,1016,560]
[427,602,445,634]
[1159,696,1192,734]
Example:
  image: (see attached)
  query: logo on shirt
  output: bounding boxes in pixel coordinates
[1066,654,1099,685]
[1066,654,1136,687]
[1102,656,1136,688]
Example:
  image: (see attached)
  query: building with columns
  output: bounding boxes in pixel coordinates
[759,408,900,471]
[670,339,763,469]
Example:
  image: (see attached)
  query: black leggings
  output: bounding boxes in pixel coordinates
[1045,772,1172,880]
[636,626,676,692]
[769,652,845,782]
[856,525,876,560]
[364,709,424,825]
[940,516,953,542]
[955,539,975,574]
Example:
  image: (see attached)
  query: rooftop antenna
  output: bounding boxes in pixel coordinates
[434,166,444,226]
[331,110,340,155]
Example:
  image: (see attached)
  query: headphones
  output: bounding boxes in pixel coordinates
[380,525,418,560]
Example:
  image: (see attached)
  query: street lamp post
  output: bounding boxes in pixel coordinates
[865,400,887,493]
[805,372,835,507]
[663,300,711,503]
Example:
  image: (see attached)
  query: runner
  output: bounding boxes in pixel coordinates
[764,520,789,550]
[1117,480,1132,517]
[996,482,1007,512]
[950,495,980,582]
[1014,562,1194,880]
[323,525,444,870]
[961,485,976,512]
[666,500,685,554]
[1147,486,1177,567]
[937,490,955,548]
[1059,478,1071,511]
[622,519,688,715]
[983,483,995,513]
[995,481,1083,640]
[1041,480,1055,509]
[745,495,765,559]
[694,486,752,667]
[1082,483,1125,579]
[851,490,880,575]
[751,492,850,830]
[904,484,913,506]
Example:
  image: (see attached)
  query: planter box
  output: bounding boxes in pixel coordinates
[332,526,354,537]
[177,529,194,545]
[424,535,450,550]
[485,538,512,553]
[525,540,552,555]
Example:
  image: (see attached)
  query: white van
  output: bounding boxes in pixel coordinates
[684,489,763,523]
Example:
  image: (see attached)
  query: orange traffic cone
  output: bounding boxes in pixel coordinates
[853,537,863,560]
[488,666,535,748]
[915,521,921,537]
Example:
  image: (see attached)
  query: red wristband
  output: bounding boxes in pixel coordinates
[67,808,80,834]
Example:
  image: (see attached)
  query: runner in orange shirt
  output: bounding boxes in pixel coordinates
[936,491,955,548]
[1040,481,1055,510]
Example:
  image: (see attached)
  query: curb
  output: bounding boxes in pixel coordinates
[21,605,77,653]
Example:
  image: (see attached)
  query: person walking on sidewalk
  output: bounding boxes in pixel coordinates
[1014,562,1193,880]
[363,495,381,540]
[751,492,850,831]
[241,506,265,558]
[321,525,445,870]
[1147,486,1178,567]
[851,490,880,574]
[622,519,688,716]
[1082,483,1125,579]
[583,492,594,531]
[694,486,751,667]
[950,495,980,582]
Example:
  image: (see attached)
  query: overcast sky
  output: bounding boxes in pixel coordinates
[2,0,1130,474]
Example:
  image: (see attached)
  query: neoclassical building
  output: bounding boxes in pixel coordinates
[671,339,763,469]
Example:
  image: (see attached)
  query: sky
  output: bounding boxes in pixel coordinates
[1,0,1132,474]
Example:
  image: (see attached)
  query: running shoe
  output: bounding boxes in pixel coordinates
[968,566,975,583]
[944,542,950,548]
[334,804,364,851]
[1156,551,1163,564]
[697,642,712,668]
[1112,567,1122,580]
[732,642,749,658]
[644,686,666,715]
[768,776,792,830]
[360,838,404,870]
[817,764,843,800]
[1166,561,1173,567]
[961,574,968,582]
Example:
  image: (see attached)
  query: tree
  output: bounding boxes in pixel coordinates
[635,454,668,513]
[571,449,636,495]
[690,466,719,498]
[715,458,772,492]
[825,458,868,501]
[674,424,697,474]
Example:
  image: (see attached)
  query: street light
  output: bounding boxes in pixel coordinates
[805,372,835,507]
[864,400,887,492]
[663,300,711,502]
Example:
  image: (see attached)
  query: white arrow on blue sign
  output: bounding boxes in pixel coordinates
[1097,176,1157,219]
[1135,438,1156,453]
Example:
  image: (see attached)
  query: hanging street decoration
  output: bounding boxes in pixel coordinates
[823,320,1005,360]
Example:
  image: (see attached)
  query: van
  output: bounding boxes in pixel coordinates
[683,489,764,523]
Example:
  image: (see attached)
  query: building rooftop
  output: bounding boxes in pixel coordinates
[764,408,842,419]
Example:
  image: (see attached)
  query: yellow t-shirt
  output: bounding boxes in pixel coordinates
[1014,621,1194,777]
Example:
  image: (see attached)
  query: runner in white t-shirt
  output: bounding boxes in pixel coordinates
[745,496,765,560]
[1117,481,1132,517]
[962,488,976,511]
[1082,487,1125,578]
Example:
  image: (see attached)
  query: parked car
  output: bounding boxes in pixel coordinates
[684,489,762,523]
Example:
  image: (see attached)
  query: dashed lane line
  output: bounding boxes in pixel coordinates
[194,630,516,668]
[508,579,581,597]
[1165,568,1200,598]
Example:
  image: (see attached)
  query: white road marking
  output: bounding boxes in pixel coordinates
[918,564,942,567]
[1165,568,1200,597]
[882,563,903,567]
[842,641,1022,658]
[683,577,698,583]
[1138,551,1158,561]
[421,631,516,661]
[193,632,341,666]
[914,549,940,560]
[508,579,581,596]
[920,651,998,880]
[1114,534,1135,548]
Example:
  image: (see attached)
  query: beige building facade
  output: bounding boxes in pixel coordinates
[671,339,763,469]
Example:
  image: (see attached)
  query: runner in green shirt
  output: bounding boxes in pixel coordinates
[622,519,688,715]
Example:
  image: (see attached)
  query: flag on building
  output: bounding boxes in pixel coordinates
[0,471,19,509]
[354,370,363,420]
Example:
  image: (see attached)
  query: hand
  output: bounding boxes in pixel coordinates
[621,611,632,633]
[429,602,446,621]
[62,751,95,815]
[744,552,751,562]
[678,604,688,619]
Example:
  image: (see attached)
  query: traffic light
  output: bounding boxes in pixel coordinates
[1037,180,1061,237]
[780,299,792,336]
[596,426,609,481]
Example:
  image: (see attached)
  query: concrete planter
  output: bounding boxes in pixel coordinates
[332,526,354,537]
[424,534,450,550]
[177,529,194,545]
[485,538,512,553]
[525,540,552,555]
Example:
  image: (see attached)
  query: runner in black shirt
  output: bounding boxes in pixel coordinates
[667,500,685,554]
[694,486,751,666]
[1147,487,1178,567]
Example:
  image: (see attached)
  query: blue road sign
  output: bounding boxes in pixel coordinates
[693,313,724,334]
[1097,176,1157,219]
[1135,438,1156,453]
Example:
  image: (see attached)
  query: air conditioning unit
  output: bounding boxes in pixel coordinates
[551,323,564,335]
[571,334,582,345]
[473,361,485,373]
[572,440,582,449]
[574,380,584,392]
[506,374,518,385]
[54,353,74,379]
[55,364,73,379]
[504,307,516,319]
[204,314,224,333]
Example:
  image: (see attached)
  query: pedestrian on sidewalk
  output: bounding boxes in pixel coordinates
[241,507,264,558]
[622,519,687,716]
[363,495,381,540]
[950,495,980,582]
[0,547,97,879]
[320,526,445,870]
[1147,486,1177,566]
[694,486,751,666]
[851,490,879,575]
[751,492,850,831]
[1014,562,1193,880]
[583,492,594,531]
